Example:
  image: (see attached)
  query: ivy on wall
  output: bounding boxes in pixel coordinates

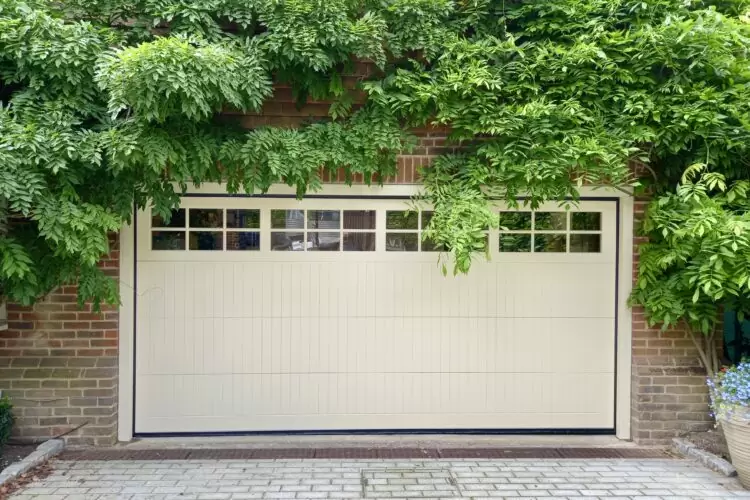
[1,0,750,305]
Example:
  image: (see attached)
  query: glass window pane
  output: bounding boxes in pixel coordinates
[307,232,340,251]
[386,211,418,230]
[344,210,376,230]
[386,232,418,251]
[534,234,567,253]
[189,231,223,250]
[152,209,185,228]
[227,232,260,251]
[152,231,186,250]
[271,232,305,251]
[571,212,602,231]
[189,209,223,228]
[570,234,601,253]
[271,210,304,229]
[422,211,434,229]
[343,232,376,251]
[307,210,341,229]
[227,209,260,229]
[499,211,532,231]
[421,236,445,252]
[535,212,567,231]
[499,234,531,252]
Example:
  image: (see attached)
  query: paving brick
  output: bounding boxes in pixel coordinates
[8,458,747,500]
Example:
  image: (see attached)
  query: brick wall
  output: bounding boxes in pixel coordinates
[630,197,713,445]
[1,81,712,446]
[0,238,119,447]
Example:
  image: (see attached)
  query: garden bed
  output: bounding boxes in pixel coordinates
[686,428,731,461]
[0,445,36,475]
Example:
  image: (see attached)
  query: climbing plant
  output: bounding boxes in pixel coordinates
[1,0,750,306]
[630,165,750,377]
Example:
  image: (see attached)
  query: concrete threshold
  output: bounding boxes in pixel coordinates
[120,434,636,450]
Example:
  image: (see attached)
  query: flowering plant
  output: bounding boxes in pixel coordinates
[708,362,750,422]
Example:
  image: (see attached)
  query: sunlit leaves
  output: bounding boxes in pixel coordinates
[96,36,272,121]
[2,0,750,309]
[631,166,750,337]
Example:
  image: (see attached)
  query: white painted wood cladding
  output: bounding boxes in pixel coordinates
[134,198,617,433]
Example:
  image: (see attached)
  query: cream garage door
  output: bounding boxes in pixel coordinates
[134,196,617,434]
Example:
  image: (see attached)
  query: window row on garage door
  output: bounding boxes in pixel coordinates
[148,207,604,254]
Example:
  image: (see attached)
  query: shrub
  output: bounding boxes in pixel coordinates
[0,395,13,447]
[709,362,750,422]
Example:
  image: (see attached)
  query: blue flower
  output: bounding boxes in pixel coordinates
[710,362,750,421]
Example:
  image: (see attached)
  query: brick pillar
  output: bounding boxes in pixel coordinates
[630,198,712,444]
[0,239,119,446]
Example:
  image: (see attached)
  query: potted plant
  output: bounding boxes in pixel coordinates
[709,363,750,487]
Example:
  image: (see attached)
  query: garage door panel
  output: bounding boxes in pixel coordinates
[551,373,616,427]
[136,371,612,433]
[135,198,618,433]
[139,260,613,321]
[550,319,616,373]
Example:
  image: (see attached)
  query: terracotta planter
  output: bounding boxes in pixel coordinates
[721,415,750,488]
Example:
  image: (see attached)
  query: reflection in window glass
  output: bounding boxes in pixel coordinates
[189,232,223,250]
[534,234,567,253]
[343,233,376,251]
[386,232,418,251]
[535,212,567,231]
[571,212,601,231]
[271,232,305,251]
[227,210,260,229]
[386,211,418,230]
[227,232,260,251]
[344,211,376,230]
[189,209,223,228]
[307,210,341,230]
[422,211,434,229]
[152,209,186,228]
[307,232,340,251]
[499,212,532,230]
[271,210,304,229]
[421,236,445,252]
[499,234,532,252]
[152,231,186,250]
[570,234,601,253]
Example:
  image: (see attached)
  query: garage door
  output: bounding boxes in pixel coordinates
[134,196,617,434]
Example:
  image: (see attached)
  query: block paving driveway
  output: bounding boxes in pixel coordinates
[9,457,750,499]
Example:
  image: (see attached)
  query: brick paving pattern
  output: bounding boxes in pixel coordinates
[8,458,750,499]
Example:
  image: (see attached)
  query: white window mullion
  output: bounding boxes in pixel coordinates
[260,207,271,253]
[376,209,386,253]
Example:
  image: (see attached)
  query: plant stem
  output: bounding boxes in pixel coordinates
[687,326,716,378]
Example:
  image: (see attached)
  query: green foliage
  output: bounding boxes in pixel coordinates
[1,0,750,307]
[630,165,750,374]
[0,0,423,305]
[220,107,413,197]
[0,395,13,447]
[368,1,750,272]
[96,36,272,121]
[631,165,750,333]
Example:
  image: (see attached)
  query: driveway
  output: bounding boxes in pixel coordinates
[8,457,750,499]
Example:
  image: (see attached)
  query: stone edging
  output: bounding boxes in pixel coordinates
[0,439,64,486]
[672,437,737,477]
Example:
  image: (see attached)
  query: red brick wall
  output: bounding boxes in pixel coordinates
[0,239,119,447]
[630,197,712,445]
[1,85,712,446]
